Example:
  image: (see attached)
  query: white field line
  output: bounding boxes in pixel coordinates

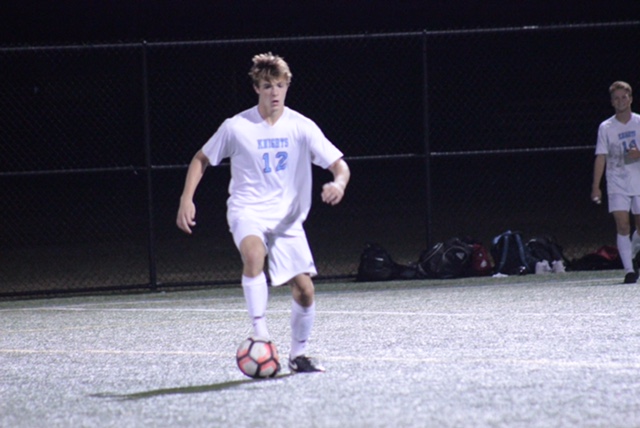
[1,348,639,371]
[0,348,229,357]
[0,309,616,335]
[325,355,640,370]
[0,307,248,313]
[0,306,618,316]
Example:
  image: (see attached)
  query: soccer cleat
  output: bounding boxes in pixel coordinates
[623,271,638,284]
[288,355,325,373]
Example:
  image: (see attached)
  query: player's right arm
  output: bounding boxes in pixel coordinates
[176,150,209,234]
[591,154,606,203]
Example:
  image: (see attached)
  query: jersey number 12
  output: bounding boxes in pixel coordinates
[262,152,288,173]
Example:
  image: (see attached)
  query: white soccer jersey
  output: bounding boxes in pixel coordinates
[595,112,640,195]
[202,106,343,227]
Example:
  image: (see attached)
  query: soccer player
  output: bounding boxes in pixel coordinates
[592,81,640,284]
[176,52,350,372]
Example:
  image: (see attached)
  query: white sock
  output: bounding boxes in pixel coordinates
[617,234,634,273]
[242,273,269,338]
[290,300,315,359]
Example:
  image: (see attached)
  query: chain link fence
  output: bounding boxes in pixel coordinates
[1,22,639,297]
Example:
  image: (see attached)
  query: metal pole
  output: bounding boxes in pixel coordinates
[421,30,433,247]
[141,41,158,290]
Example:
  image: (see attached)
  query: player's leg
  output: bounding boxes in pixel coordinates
[609,194,637,283]
[233,219,270,338]
[288,273,324,372]
[266,226,324,372]
[631,198,640,259]
[632,227,640,258]
[239,234,267,277]
[290,273,316,356]
[612,209,636,283]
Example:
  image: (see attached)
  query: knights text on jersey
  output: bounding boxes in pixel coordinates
[595,113,640,195]
[201,106,344,224]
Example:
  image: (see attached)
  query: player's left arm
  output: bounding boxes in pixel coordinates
[322,158,350,206]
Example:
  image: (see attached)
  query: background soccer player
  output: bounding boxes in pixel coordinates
[592,81,640,284]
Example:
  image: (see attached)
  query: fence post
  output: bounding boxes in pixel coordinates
[141,41,158,290]
[421,30,433,248]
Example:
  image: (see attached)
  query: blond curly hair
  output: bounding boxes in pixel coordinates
[248,52,292,87]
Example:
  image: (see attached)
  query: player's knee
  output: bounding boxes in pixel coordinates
[240,238,266,269]
[295,292,314,308]
[242,259,265,278]
[616,224,632,235]
[291,274,315,306]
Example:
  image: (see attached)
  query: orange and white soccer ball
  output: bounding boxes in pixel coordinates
[236,337,281,379]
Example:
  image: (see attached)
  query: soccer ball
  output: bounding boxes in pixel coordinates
[236,337,281,379]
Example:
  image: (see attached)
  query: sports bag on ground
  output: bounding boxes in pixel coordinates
[356,242,418,281]
[570,245,623,271]
[526,235,567,264]
[417,237,473,279]
[491,230,538,275]
[460,236,494,277]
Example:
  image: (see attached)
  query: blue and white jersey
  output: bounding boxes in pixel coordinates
[595,112,640,195]
[202,106,343,227]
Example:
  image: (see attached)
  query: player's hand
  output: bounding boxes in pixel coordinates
[176,199,197,234]
[628,147,640,160]
[321,182,345,206]
[591,189,602,205]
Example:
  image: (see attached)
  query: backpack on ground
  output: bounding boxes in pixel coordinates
[570,245,623,271]
[526,235,569,272]
[460,237,494,277]
[526,235,567,264]
[491,230,538,275]
[417,237,473,279]
[356,242,418,281]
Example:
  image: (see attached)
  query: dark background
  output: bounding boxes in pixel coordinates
[2,2,639,296]
[1,1,639,45]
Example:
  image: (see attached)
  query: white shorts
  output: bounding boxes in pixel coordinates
[608,193,640,214]
[230,218,317,286]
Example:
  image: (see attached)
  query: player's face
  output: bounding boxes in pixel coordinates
[255,78,289,116]
[611,89,632,114]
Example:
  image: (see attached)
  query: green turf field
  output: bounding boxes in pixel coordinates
[2,271,640,427]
